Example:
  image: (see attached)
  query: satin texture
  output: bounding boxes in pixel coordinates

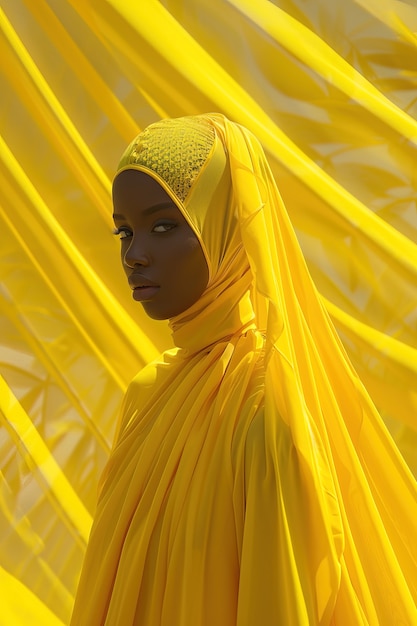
[2,2,417,623]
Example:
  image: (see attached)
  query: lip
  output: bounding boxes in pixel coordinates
[128,273,159,289]
[128,274,160,302]
[132,285,160,302]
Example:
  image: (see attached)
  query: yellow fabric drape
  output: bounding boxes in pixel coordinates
[1,1,416,623]
[70,113,417,625]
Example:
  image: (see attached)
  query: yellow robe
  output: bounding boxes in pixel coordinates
[70,114,417,625]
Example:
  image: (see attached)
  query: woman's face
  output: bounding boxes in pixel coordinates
[112,169,209,320]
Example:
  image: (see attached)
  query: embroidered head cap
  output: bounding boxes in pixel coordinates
[116,116,216,205]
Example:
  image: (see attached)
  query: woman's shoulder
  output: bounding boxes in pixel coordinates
[127,348,179,390]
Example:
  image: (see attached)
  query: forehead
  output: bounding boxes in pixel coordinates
[112,169,173,211]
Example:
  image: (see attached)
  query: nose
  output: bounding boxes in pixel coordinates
[123,236,150,269]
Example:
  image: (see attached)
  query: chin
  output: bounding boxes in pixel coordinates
[140,304,171,321]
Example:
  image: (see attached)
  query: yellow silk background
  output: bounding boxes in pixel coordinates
[0,1,416,624]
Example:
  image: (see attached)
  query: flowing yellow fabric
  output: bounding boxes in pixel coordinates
[1,0,417,623]
[70,114,417,625]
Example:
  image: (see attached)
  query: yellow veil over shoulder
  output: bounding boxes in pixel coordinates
[71,114,417,626]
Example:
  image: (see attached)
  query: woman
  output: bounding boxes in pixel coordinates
[70,113,417,625]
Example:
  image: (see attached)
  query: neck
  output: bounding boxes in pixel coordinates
[169,272,256,355]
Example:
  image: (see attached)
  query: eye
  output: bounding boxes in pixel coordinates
[152,222,177,233]
[113,226,132,239]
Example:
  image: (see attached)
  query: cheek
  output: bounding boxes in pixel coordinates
[186,237,209,286]
[172,237,209,293]
[120,243,129,274]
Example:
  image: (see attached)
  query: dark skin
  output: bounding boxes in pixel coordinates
[112,169,209,320]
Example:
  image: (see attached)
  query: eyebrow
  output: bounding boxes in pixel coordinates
[113,201,176,221]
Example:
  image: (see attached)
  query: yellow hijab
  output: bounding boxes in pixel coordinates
[71,114,417,626]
